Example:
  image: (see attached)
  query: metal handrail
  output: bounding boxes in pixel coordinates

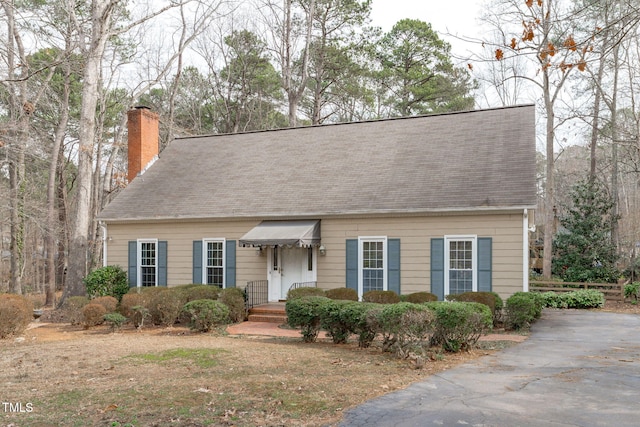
[244,280,269,309]
[289,281,317,291]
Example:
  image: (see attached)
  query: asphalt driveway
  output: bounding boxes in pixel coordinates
[339,309,640,427]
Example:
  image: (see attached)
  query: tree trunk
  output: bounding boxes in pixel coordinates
[62,0,117,303]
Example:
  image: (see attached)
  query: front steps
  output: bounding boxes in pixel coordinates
[248,303,287,324]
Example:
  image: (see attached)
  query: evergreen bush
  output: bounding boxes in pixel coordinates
[286,286,325,300]
[182,299,231,332]
[505,292,544,330]
[319,299,354,343]
[148,288,186,326]
[339,301,379,348]
[285,296,330,342]
[84,265,129,302]
[427,301,492,352]
[325,287,358,301]
[402,292,438,303]
[362,290,400,304]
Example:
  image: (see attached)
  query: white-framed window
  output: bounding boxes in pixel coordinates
[138,239,158,287]
[203,239,226,288]
[358,236,388,296]
[444,235,477,295]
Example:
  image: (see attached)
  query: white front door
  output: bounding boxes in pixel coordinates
[268,246,316,301]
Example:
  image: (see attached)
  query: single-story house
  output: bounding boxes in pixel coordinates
[98,105,537,302]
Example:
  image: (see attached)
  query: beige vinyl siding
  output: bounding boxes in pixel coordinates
[105,211,526,300]
[106,220,265,287]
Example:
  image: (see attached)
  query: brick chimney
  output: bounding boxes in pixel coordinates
[127,106,159,183]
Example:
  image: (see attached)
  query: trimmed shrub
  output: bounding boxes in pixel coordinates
[320,299,354,344]
[148,288,186,326]
[624,282,640,302]
[119,293,147,318]
[505,292,544,331]
[362,290,400,304]
[286,296,330,343]
[179,284,221,302]
[218,288,246,323]
[84,265,129,302]
[104,312,127,331]
[61,296,90,325]
[287,286,325,300]
[82,303,107,328]
[427,301,492,352]
[563,289,605,309]
[339,302,380,348]
[325,287,358,301]
[0,294,34,339]
[91,296,118,313]
[182,299,231,332]
[402,292,438,303]
[540,291,569,309]
[447,292,499,326]
[375,302,435,358]
[131,305,151,329]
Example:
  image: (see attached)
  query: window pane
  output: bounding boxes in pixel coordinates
[140,242,156,287]
[362,240,384,293]
[206,241,224,287]
[448,240,473,295]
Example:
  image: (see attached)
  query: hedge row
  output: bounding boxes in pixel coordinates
[57,285,245,332]
[285,297,493,358]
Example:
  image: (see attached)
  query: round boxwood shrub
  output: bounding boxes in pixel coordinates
[402,292,438,303]
[83,265,129,302]
[182,299,231,332]
[91,296,118,313]
[505,292,544,330]
[148,288,187,326]
[218,288,246,323]
[286,296,331,342]
[325,288,358,301]
[375,302,436,357]
[286,286,325,300]
[339,301,380,348]
[362,290,400,304]
[82,303,107,328]
[178,284,221,302]
[427,301,492,352]
[0,294,34,339]
[319,299,354,343]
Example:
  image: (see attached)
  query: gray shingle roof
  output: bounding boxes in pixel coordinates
[99,105,537,222]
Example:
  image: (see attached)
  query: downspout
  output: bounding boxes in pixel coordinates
[523,209,530,292]
[100,222,108,268]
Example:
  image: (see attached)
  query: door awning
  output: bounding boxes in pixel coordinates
[239,220,321,248]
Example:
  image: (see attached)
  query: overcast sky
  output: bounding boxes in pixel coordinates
[369,0,486,57]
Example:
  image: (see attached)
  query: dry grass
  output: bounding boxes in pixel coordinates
[1,322,502,427]
[3,298,635,426]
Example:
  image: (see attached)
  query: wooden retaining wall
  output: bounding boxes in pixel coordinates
[529,281,624,301]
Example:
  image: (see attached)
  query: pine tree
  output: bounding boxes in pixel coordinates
[552,180,619,283]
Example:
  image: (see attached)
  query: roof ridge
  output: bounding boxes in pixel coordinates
[173,104,535,141]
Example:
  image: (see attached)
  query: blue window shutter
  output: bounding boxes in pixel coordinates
[158,241,168,286]
[431,238,445,300]
[388,238,401,295]
[128,241,137,288]
[346,239,358,291]
[192,241,203,284]
[478,237,492,292]
[225,240,236,288]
